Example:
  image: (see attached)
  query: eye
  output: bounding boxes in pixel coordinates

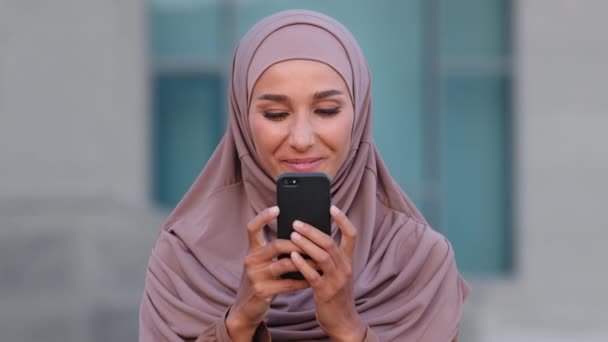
[316,107,341,116]
[263,111,289,121]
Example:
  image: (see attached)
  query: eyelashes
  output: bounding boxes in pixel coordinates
[263,112,289,120]
[262,107,341,121]
[316,107,341,116]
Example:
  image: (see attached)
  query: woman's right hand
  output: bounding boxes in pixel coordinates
[226,206,310,341]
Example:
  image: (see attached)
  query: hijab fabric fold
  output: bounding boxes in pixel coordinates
[140,9,469,341]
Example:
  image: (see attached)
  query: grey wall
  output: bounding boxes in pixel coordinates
[0,0,149,205]
[0,1,163,341]
[464,1,608,340]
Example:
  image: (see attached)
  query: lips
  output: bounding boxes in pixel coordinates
[282,157,324,172]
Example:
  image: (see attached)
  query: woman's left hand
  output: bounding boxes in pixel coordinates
[289,205,367,342]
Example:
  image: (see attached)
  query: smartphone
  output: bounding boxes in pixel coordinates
[276,172,331,280]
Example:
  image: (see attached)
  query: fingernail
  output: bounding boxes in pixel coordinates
[291,232,301,241]
[293,220,303,229]
[270,206,279,214]
[330,205,339,215]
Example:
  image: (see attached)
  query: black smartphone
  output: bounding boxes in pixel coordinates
[276,172,331,280]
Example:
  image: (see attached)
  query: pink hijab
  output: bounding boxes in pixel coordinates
[140,9,469,341]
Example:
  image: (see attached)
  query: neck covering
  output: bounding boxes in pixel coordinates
[140,9,469,341]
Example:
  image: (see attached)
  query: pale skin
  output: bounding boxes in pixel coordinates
[226,60,458,341]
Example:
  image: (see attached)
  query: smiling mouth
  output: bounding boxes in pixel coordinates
[282,158,324,172]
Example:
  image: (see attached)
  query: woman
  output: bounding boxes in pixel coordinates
[140,9,469,342]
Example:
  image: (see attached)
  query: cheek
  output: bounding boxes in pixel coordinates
[317,112,353,158]
[250,116,286,158]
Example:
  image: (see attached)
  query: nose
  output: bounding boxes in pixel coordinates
[288,114,315,152]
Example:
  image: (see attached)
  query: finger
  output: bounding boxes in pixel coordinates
[248,256,318,282]
[268,258,300,279]
[247,206,279,251]
[247,239,304,265]
[291,220,334,248]
[251,278,309,298]
[271,257,319,272]
[291,252,324,289]
[246,256,300,283]
[290,227,337,276]
[330,205,357,264]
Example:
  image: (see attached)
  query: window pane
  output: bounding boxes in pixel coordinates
[153,74,223,208]
[437,0,512,275]
[441,74,511,274]
[441,0,510,61]
[151,0,223,62]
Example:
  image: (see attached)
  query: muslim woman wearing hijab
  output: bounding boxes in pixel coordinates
[140,9,469,342]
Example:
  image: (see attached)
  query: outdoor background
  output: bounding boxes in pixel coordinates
[0,0,606,341]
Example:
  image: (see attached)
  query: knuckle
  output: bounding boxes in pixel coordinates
[280,258,293,270]
[337,275,347,287]
[246,221,257,233]
[347,228,357,239]
[320,239,334,250]
[329,242,340,255]
[252,283,266,297]
[309,274,323,288]
[244,255,256,268]
[274,239,286,250]
[245,268,256,281]
[318,254,331,266]
[268,263,277,278]
[269,240,281,254]
[343,264,353,278]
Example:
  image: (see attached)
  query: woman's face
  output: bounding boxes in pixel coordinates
[249,59,354,180]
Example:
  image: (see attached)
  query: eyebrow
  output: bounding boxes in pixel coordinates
[255,89,345,103]
[256,93,288,102]
[313,89,344,100]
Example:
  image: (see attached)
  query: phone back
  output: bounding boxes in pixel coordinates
[277,173,331,239]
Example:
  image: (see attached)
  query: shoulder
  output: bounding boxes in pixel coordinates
[157,181,251,274]
[206,181,247,202]
[165,181,249,242]
[375,199,454,264]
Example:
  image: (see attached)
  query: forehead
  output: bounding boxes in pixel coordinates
[251,59,350,96]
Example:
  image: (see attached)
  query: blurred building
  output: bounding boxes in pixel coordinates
[0,0,606,341]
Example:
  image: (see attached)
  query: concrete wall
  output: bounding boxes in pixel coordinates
[0,0,149,205]
[464,1,608,340]
[0,1,163,341]
[0,200,163,341]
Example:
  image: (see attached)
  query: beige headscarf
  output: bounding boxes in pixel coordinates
[140,9,469,341]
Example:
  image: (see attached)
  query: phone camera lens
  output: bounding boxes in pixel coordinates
[282,178,298,185]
